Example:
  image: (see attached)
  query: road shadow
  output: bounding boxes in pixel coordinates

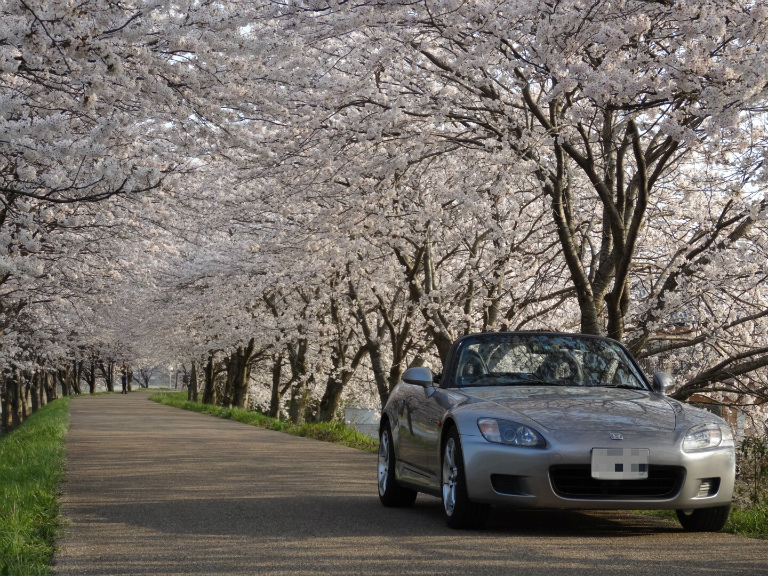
[412,495,680,536]
[71,491,679,541]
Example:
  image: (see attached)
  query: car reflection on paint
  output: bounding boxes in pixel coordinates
[377,332,735,531]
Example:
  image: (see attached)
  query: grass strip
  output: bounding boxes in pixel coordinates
[723,503,768,539]
[638,505,768,540]
[0,398,69,576]
[149,392,378,453]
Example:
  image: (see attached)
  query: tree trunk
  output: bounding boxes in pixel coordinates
[188,362,198,402]
[87,359,97,394]
[268,354,283,418]
[30,371,40,413]
[232,340,255,409]
[99,360,116,392]
[288,381,308,425]
[44,371,56,403]
[22,376,31,420]
[14,371,26,428]
[7,373,21,431]
[317,376,345,422]
[317,346,366,422]
[137,366,152,388]
[1,375,13,434]
[72,360,83,394]
[221,339,255,409]
[202,353,217,405]
[285,339,312,424]
[58,367,72,397]
[366,341,393,409]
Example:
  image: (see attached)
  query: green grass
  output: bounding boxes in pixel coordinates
[149,392,379,452]
[0,398,69,576]
[724,503,768,539]
[638,504,768,540]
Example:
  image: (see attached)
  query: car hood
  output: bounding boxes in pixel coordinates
[458,386,677,432]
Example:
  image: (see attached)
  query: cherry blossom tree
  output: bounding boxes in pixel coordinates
[251,0,768,409]
[4,0,768,434]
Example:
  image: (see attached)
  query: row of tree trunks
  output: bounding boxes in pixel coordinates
[1,368,61,434]
[28,369,57,412]
[1,373,24,434]
[57,361,84,397]
[198,327,367,425]
[118,365,134,394]
[0,356,129,434]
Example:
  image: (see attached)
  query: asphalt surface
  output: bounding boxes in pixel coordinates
[54,390,768,575]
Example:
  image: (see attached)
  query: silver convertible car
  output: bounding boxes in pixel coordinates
[377,332,735,531]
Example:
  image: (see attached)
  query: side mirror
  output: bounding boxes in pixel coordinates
[652,372,675,395]
[402,367,435,388]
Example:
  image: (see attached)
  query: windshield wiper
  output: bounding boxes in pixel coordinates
[462,376,546,387]
[603,384,644,390]
[486,376,565,386]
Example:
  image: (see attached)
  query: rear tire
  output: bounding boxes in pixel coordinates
[676,505,730,532]
[442,427,490,529]
[378,422,417,507]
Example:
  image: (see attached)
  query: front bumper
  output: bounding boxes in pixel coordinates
[460,433,735,510]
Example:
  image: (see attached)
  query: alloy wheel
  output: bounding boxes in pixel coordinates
[378,430,390,496]
[442,438,458,515]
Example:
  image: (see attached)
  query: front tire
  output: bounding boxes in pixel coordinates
[676,505,730,532]
[378,422,417,507]
[442,427,490,529]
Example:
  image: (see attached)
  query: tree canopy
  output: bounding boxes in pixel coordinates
[1,0,767,431]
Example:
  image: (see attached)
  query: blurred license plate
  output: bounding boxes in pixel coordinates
[591,448,649,480]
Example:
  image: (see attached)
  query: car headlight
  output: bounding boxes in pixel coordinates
[477,418,546,448]
[683,423,733,452]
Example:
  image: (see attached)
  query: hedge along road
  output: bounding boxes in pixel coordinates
[54,390,768,576]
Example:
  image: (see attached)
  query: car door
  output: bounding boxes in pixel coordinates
[396,385,445,490]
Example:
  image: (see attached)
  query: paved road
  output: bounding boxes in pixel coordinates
[55,391,768,575]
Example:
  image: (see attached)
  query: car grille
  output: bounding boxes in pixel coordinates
[549,465,685,499]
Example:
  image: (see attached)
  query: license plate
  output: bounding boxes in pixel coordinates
[591,448,649,480]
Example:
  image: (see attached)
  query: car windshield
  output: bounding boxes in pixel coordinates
[453,333,647,390]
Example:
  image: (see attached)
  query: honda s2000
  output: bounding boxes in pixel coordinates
[377,332,735,531]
